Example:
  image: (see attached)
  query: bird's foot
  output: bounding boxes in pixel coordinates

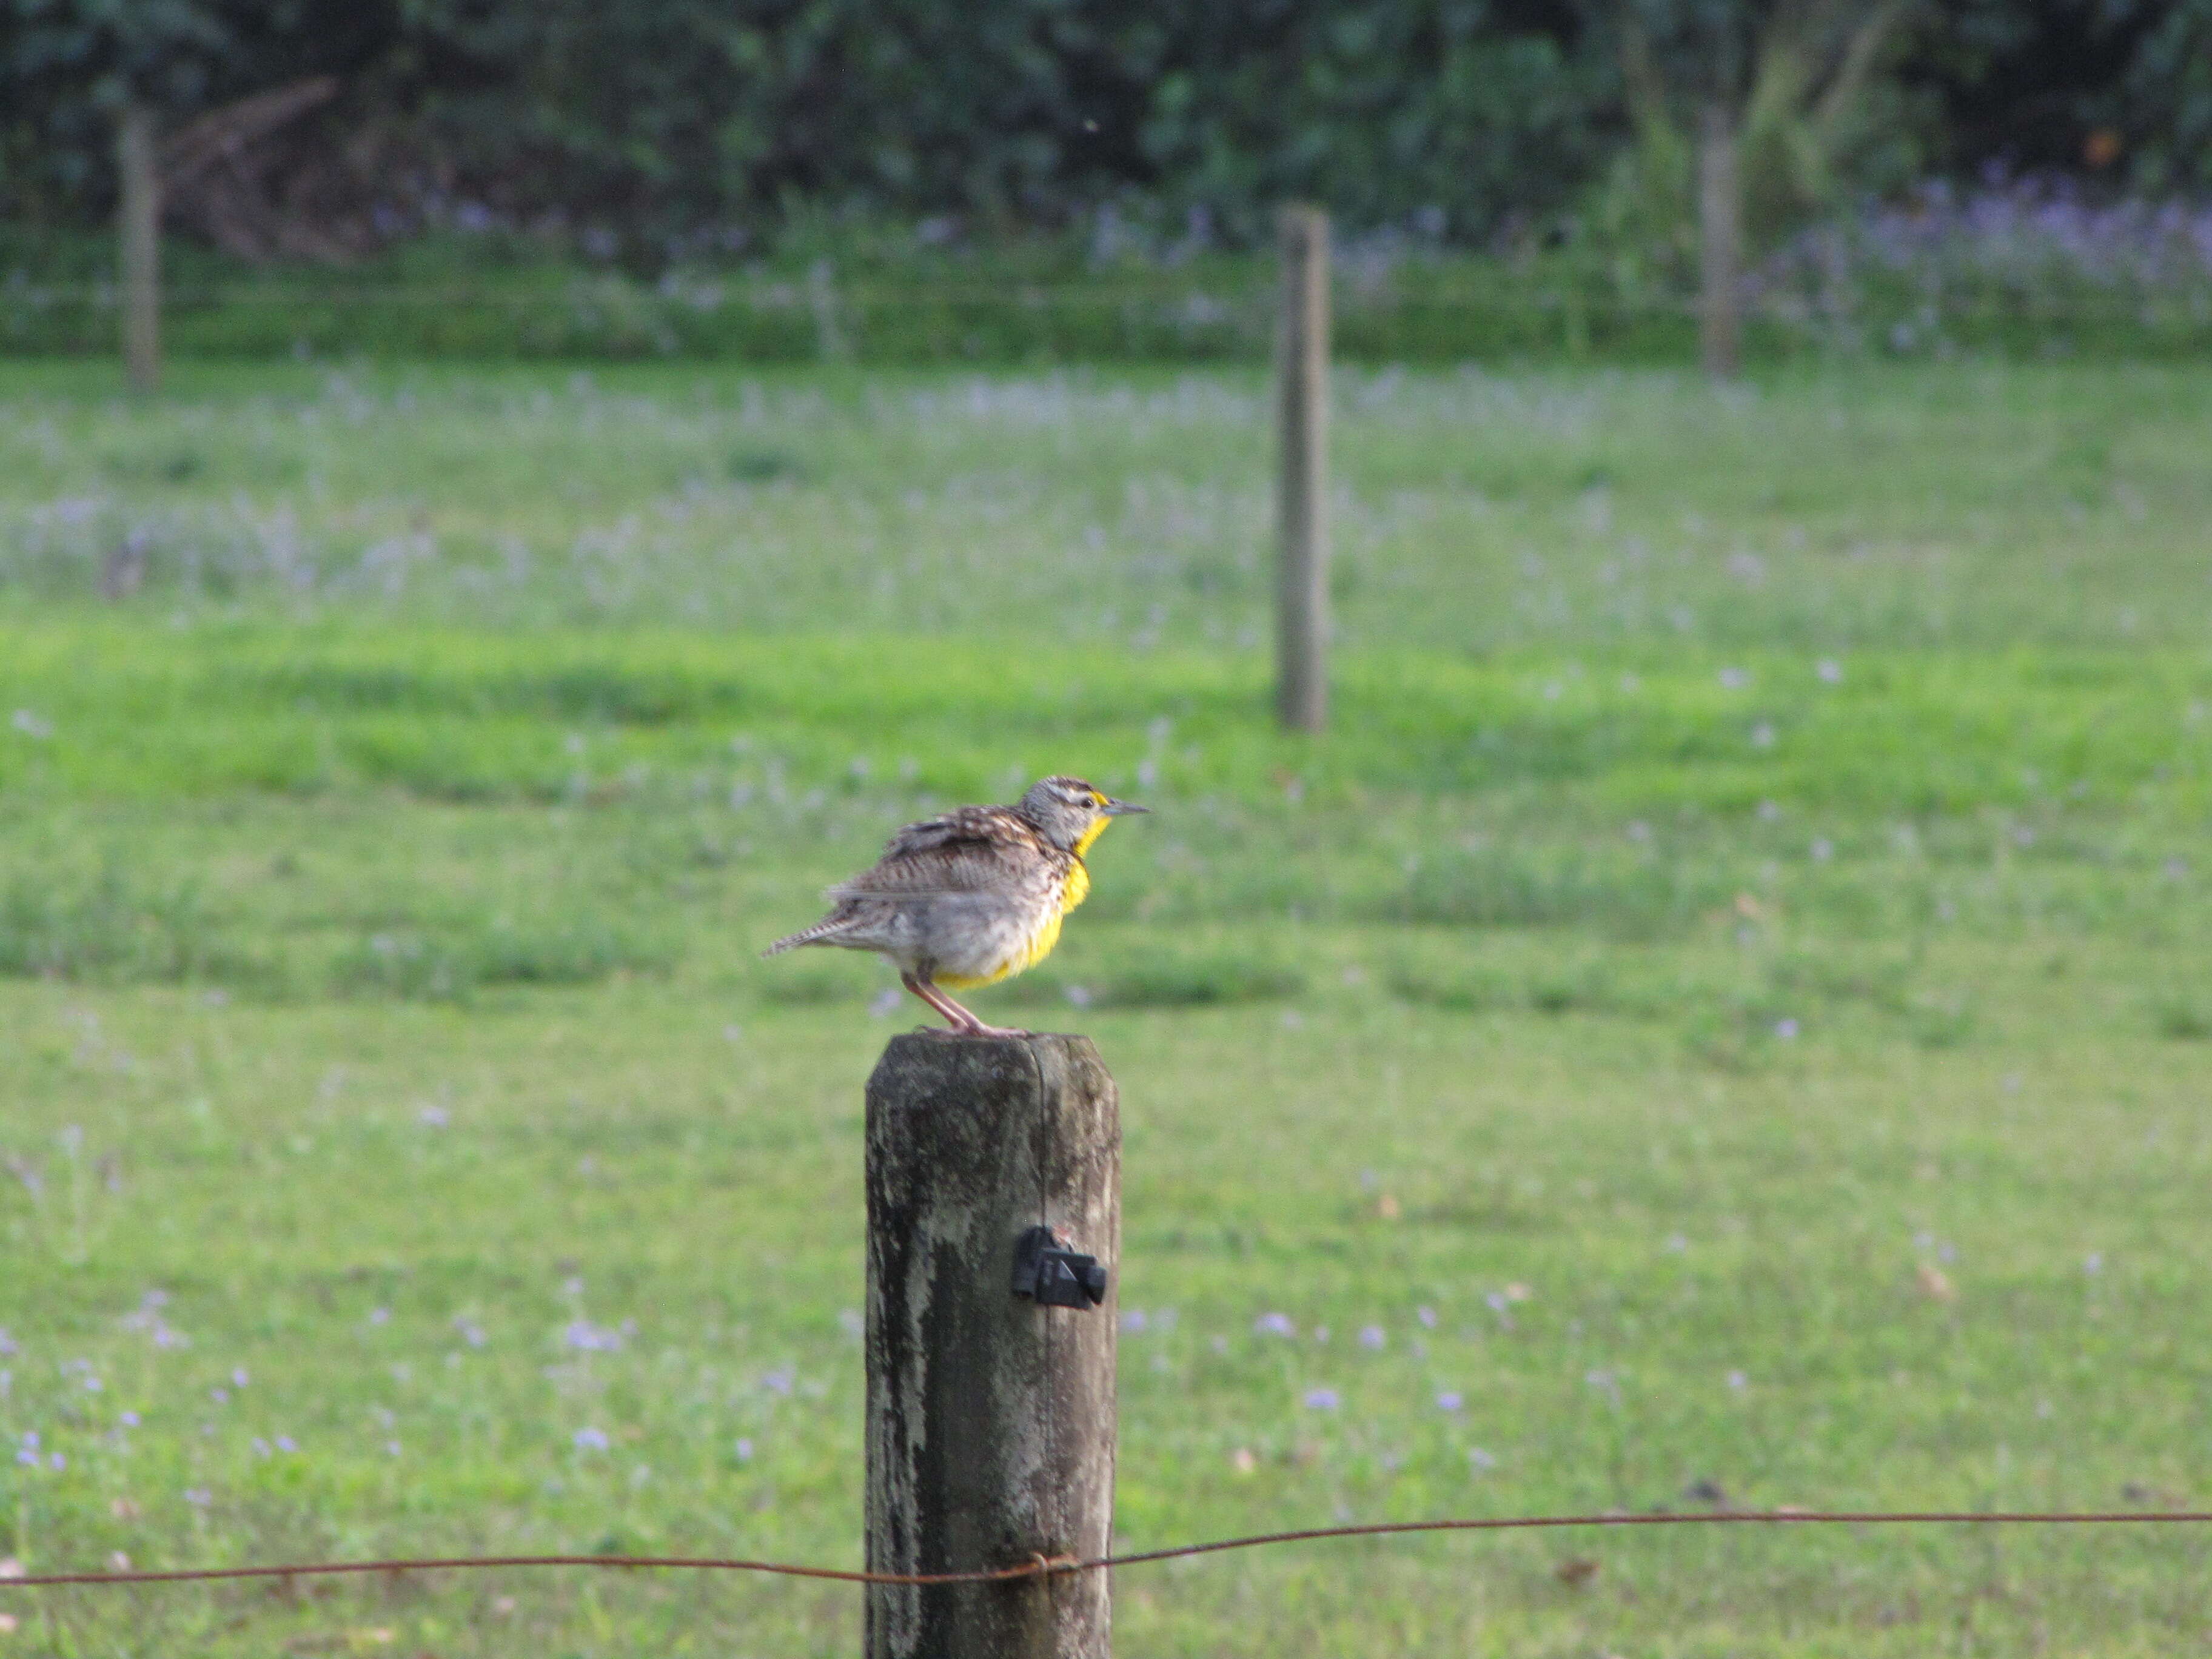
[902,973,1030,1040]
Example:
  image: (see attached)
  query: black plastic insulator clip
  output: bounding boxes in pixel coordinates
[1011,1225,1108,1309]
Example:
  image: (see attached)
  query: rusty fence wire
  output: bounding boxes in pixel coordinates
[4,1508,2210,1593]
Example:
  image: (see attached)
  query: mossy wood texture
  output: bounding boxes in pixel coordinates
[864,1033,1120,1659]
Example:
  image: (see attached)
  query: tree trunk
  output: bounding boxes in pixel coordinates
[117,103,161,394]
[1697,101,1741,383]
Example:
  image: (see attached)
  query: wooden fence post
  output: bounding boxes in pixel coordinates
[809,258,850,363]
[1697,102,1742,383]
[117,102,161,394]
[1275,204,1330,733]
[865,1033,1119,1659]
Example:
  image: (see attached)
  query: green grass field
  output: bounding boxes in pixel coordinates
[2,358,2210,1656]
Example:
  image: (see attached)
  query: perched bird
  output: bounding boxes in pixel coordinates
[763,775,1147,1037]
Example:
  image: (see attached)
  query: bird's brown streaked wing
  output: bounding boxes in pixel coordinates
[877,805,1030,859]
[827,810,1044,902]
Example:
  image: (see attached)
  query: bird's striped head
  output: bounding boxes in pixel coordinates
[1016,775,1148,854]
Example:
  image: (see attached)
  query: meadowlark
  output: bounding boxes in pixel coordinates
[763,776,1147,1037]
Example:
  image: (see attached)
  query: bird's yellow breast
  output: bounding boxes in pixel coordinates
[934,860,1087,991]
[937,907,1065,990]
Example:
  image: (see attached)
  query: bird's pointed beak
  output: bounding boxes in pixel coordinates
[1101,798,1149,816]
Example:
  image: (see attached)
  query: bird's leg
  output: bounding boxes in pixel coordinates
[902,972,1030,1040]
[901,972,975,1031]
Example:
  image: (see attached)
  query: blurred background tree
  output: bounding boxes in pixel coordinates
[1902,0,2212,190]
[1577,0,1914,378]
[1,1,383,226]
[2,0,2207,269]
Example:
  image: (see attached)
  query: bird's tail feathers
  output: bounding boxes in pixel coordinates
[762,917,859,957]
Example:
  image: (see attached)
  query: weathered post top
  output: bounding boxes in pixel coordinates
[865,1032,1119,1659]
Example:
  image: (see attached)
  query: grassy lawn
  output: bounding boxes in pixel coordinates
[1,359,2210,1655]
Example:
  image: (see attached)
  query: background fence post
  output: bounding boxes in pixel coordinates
[1697,101,1742,383]
[809,257,850,363]
[1275,203,1330,733]
[865,1033,1119,1659]
[117,102,161,394]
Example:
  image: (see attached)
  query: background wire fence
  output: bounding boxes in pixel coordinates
[7,269,2211,364]
[5,1509,2211,1593]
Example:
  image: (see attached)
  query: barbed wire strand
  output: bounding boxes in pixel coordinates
[4,1509,2208,1592]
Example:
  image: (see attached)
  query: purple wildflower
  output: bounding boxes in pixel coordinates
[561,1320,623,1353]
